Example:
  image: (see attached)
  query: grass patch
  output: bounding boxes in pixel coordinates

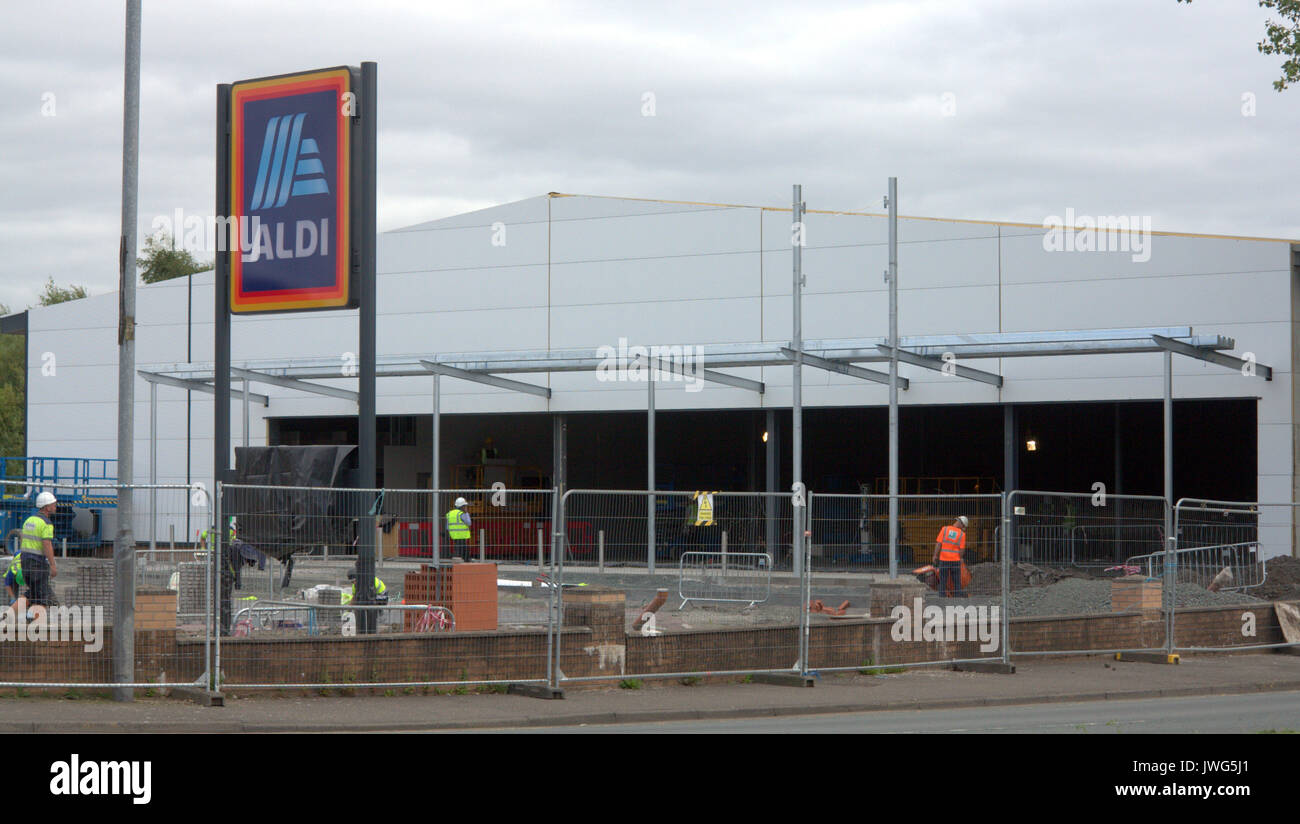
[619,678,643,690]
[679,676,701,687]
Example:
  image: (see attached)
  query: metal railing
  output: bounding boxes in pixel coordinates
[1169,498,1298,654]
[678,551,772,608]
[0,480,212,690]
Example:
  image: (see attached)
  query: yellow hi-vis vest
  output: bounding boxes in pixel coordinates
[343,578,386,605]
[6,554,24,588]
[446,508,470,541]
[20,514,53,555]
[693,492,716,526]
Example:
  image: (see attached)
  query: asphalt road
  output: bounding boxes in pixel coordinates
[461,690,1300,734]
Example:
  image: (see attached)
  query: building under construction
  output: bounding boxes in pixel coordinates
[5,191,1295,556]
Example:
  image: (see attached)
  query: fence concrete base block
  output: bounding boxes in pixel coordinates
[1114,652,1180,665]
[507,683,565,700]
[170,687,224,707]
[951,661,1016,674]
[750,673,816,688]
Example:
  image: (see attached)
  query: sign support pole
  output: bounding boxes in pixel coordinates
[355,61,378,630]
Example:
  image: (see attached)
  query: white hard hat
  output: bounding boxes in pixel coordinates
[36,491,57,509]
[455,497,468,508]
[957,515,969,528]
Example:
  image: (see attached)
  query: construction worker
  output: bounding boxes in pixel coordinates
[446,496,472,559]
[344,570,388,605]
[18,492,59,608]
[932,515,969,598]
[5,553,25,615]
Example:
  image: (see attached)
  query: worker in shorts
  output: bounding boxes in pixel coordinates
[17,492,59,608]
[932,515,969,598]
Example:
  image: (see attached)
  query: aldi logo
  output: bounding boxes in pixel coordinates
[229,67,356,313]
[248,113,330,210]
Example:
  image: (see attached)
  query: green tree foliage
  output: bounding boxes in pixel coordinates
[1179,0,1300,91]
[138,233,213,284]
[37,277,88,306]
[0,304,24,460]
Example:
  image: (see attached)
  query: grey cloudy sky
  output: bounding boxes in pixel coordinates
[1,0,1296,311]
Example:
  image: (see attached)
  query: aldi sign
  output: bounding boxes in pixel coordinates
[228,67,357,313]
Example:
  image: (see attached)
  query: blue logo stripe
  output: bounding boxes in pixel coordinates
[248,115,281,211]
[291,179,330,197]
[295,157,325,176]
[300,138,319,155]
[261,115,295,210]
[273,113,307,208]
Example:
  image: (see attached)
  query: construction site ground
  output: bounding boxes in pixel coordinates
[46,553,1300,634]
[2,654,1298,732]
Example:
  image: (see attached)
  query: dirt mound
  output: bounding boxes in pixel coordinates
[1254,556,1300,601]
[967,562,1099,594]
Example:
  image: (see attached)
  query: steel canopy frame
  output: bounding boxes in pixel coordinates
[147,327,1238,382]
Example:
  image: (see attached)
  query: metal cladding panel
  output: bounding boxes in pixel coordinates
[550,297,761,351]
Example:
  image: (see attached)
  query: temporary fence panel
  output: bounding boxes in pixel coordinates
[557,490,802,685]
[1171,499,1299,654]
[215,485,553,690]
[559,489,795,571]
[1004,490,1170,658]
[0,481,212,690]
[805,493,1009,674]
[678,551,772,608]
[810,491,1002,572]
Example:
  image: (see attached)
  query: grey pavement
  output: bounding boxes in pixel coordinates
[1,653,1298,732]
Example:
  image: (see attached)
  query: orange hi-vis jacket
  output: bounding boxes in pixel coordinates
[936,525,966,562]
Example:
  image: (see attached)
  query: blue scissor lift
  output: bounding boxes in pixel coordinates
[0,457,118,554]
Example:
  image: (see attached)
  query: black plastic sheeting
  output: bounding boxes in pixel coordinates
[224,446,371,562]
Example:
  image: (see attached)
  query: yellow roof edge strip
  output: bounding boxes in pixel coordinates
[547,192,1298,243]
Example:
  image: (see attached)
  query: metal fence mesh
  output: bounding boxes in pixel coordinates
[1004,491,1170,656]
[0,482,211,688]
[1170,499,1299,654]
[806,494,1007,673]
[214,485,552,689]
[557,490,801,683]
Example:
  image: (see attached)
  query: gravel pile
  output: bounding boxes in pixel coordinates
[1255,556,1300,601]
[967,561,1097,594]
[1006,578,1264,617]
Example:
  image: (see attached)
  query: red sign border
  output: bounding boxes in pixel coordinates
[229,67,352,313]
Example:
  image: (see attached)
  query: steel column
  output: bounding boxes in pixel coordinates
[792,184,804,578]
[356,61,378,627]
[114,0,141,702]
[887,177,899,579]
[648,374,656,574]
[149,380,156,552]
[431,373,440,564]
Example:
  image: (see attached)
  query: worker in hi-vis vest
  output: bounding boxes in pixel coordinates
[932,515,969,598]
[344,570,388,605]
[446,496,472,559]
[16,491,59,608]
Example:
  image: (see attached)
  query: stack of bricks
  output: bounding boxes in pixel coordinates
[403,563,498,632]
[68,560,115,623]
[177,562,207,618]
[318,587,342,633]
[135,589,177,631]
[1111,576,1164,613]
